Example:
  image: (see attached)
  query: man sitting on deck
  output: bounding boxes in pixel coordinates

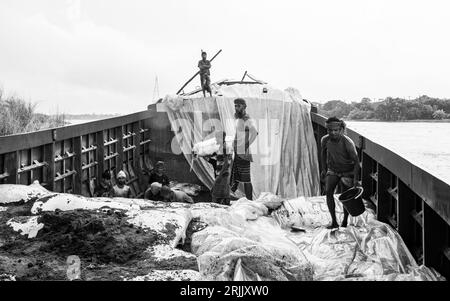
[148,161,170,186]
[198,51,212,97]
[160,186,194,204]
[206,132,233,205]
[321,117,360,229]
[111,170,134,198]
[144,182,163,201]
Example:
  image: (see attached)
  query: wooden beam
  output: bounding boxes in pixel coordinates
[73,136,82,194]
[377,164,391,224]
[96,130,105,183]
[116,126,124,172]
[423,201,449,279]
[397,180,416,250]
[4,151,19,184]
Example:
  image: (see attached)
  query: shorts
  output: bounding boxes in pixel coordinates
[200,74,211,91]
[231,155,251,183]
[326,169,354,187]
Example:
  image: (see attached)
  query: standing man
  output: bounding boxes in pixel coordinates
[198,51,212,97]
[231,98,258,200]
[320,117,360,229]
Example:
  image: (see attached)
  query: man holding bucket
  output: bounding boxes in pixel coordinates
[320,117,361,229]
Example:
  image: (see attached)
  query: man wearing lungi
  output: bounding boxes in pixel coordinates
[231,98,258,200]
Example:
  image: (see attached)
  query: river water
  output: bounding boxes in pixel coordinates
[346,121,450,185]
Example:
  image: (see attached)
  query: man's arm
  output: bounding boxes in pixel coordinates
[235,119,258,153]
[128,186,134,198]
[247,119,258,147]
[198,60,211,71]
[320,136,328,175]
[345,137,360,186]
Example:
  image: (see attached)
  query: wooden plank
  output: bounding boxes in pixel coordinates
[116,126,124,173]
[55,110,154,141]
[423,201,449,278]
[377,164,392,224]
[0,130,53,154]
[73,136,82,194]
[44,143,55,191]
[4,151,19,184]
[132,121,144,192]
[17,161,48,173]
[54,170,77,182]
[397,180,416,250]
[361,152,373,201]
[96,131,105,182]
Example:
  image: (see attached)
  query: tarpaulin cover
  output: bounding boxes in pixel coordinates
[191,197,314,281]
[276,195,446,281]
[161,84,320,199]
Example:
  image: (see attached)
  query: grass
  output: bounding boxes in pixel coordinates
[0,89,66,136]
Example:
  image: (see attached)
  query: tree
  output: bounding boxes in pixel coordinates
[432,109,448,120]
[320,100,352,119]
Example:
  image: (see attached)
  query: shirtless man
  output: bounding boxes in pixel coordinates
[320,117,360,229]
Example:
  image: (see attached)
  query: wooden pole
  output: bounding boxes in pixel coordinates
[241,71,248,82]
[176,49,222,95]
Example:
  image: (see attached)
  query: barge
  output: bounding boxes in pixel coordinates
[0,80,448,280]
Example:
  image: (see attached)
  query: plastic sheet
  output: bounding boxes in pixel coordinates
[191,198,314,281]
[0,181,51,204]
[279,195,445,281]
[162,84,321,199]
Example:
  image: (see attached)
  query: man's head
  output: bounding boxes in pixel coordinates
[102,170,111,181]
[201,51,207,60]
[234,98,247,119]
[116,170,127,185]
[150,182,162,195]
[155,161,165,174]
[325,117,345,140]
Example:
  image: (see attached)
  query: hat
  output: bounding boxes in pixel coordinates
[234,98,246,106]
[117,170,127,179]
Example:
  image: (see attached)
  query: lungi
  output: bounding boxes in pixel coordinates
[231,155,251,183]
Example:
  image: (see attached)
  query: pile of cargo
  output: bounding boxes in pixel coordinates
[0,182,445,281]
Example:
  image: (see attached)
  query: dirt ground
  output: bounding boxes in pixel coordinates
[0,199,204,281]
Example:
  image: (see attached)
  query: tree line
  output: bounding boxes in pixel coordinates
[315,95,450,121]
[0,89,66,136]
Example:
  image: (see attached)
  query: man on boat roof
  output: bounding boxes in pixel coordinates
[198,51,212,97]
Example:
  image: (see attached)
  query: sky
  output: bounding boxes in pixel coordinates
[0,0,449,114]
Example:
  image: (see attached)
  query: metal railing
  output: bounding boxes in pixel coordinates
[311,111,450,279]
[0,110,154,197]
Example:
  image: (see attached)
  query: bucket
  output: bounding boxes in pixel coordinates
[338,187,365,217]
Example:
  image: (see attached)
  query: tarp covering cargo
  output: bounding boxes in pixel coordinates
[160,83,321,199]
[190,193,444,281]
[0,183,445,281]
